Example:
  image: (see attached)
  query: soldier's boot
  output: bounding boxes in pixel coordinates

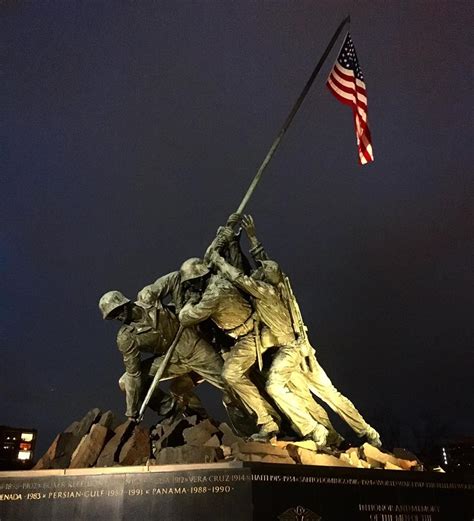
[362,425,382,448]
[326,430,345,449]
[185,395,209,420]
[250,418,279,442]
[305,424,329,449]
[169,374,209,420]
[222,392,258,438]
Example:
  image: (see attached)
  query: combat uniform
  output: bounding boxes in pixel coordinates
[215,248,380,446]
[138,227,250,311]
[137,271,185,313]
[116,302,224,418]
[213,254,337,439]
[179,274,278,428]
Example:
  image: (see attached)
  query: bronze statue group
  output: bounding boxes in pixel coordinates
[99,214,381,449]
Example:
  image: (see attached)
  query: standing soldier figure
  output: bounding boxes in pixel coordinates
[215,215,382,447]
[178,227,280,440]
[209,247,337,446]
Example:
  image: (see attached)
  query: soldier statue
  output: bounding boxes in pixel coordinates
[212,215,381,447]
[98,288,226,421]
[99,211,381,448]
[177,225,281,440]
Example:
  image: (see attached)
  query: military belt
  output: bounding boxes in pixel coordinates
[225,313,255,339]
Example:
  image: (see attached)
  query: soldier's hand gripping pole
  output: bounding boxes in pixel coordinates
[137,325,185,421]
[235,15,350,215]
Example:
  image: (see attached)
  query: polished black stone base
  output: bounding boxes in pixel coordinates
[0,462,472,520]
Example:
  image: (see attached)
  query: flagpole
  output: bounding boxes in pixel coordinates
[236,15,351,214]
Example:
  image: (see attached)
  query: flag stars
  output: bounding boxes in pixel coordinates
[337,33,366,80]
[326,32,374,164]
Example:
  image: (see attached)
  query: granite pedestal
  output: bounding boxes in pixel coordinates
[0,461,472,520]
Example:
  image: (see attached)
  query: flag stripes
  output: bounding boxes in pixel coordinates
[327,33,374,165]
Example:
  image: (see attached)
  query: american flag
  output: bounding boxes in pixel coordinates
[327,33,374,165]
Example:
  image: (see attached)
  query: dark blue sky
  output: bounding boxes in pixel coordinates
[2,1,473,454]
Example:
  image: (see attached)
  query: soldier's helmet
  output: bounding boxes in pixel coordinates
[259,260,283,285]
[179,257,210,283]
[98,290,130,319]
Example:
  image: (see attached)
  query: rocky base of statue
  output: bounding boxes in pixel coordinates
[34,408,426,472]
[150,413,424,471]
[34,408,148,470]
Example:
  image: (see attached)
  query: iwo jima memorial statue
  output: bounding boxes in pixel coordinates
[97,15,381,456]
[3,16,472,521]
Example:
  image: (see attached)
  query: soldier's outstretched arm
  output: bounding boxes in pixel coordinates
[178,286,219,327]
[241,215,269,262]
[203,224,235,261]
[222,213,253,273]
[203,213,251,272]
[137,271,179,306]
[210,250,268,300]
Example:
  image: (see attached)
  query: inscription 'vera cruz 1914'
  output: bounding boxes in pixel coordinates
[0,463,473,520]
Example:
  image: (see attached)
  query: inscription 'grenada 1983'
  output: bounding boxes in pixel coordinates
[0,494,23,501]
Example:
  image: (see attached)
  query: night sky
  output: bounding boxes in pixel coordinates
[3,2,473,455]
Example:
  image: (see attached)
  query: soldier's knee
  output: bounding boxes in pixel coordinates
[169,374,195,396]
[266,380,285,398]
[222,364,240,386]
[118,373,126,392]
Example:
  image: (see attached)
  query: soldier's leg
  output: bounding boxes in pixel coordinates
[145,355,201,416]
[168,373,208,418]
[222,333,278,429]
[175,331,256,426]
[287,372,344,446]
[118,362,172,417]
[287,372,332,427]
[307,356,381,445]
[266,346,324,438]
[177,332,261,435]
[147,353,188,380]
[175,331,225,390]
[118,372,127,392]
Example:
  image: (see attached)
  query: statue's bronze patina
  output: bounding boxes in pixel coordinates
[97,13,382,449]
[98,288,225,421]
[99,213,381,449]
